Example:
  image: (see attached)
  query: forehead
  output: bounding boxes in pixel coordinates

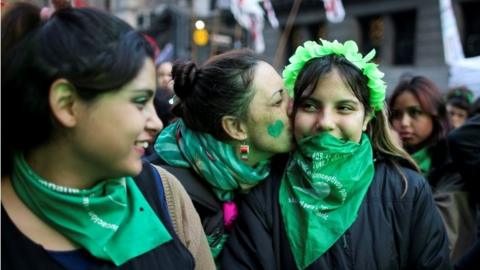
[250,61,283,101]
[308,69,357,102]
[123,59,156,91]
[393,91,420,108]
[157,62,172,72]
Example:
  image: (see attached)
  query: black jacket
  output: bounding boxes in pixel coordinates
[2,161,195,270]
[426,138,477,262]
[146,152,226,250]
[146,152,289,256]
[221,157,451,270]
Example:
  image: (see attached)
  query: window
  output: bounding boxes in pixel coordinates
[359,15,384,62]
[392,10,416,65]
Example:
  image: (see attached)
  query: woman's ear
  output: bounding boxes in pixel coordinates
[362,112,373,131]
[49,79,78,128]
[221,115,248,141]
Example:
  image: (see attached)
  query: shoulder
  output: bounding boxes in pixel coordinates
[151,165,190,201]
[372,158,429,201]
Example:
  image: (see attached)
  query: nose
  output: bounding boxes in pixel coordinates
[399,112,411,127]
[144,105,164,137]
[314,109,335,132]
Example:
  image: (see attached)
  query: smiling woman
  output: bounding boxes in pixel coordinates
[147,49,293,260]
[221,39,451,270]
[1,2,213,270]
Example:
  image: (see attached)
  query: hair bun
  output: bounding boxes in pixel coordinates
[173,61,198,99]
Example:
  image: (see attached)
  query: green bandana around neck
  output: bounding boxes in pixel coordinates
[11,153,172,266]
[279,133,374,269]
[411,147,431,175]
[154,119,270,201]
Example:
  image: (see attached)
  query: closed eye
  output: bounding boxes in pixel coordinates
[131,89,155,110]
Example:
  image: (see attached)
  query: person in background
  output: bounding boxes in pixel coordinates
[147,49,293,261]
[389,75,477,263]
[153,60,175,128]
[1,2,214,269]
[157,61,174,94]
[221,39,450,269]
[444,86,474,129]
[448,103,480,270]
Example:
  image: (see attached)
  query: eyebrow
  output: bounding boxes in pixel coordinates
[301,97,359,105]
[393,105,422,110]
[133,89,155,97]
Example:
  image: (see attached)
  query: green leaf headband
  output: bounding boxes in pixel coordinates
[282,39,387,111]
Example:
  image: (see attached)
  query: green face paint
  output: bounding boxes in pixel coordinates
[267,120,284,138]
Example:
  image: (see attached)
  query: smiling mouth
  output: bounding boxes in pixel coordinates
[134,141,149,149]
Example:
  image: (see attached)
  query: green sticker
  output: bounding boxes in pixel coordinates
[267,120,284,138]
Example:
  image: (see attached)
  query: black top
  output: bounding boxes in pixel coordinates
[221,157,452,270]
[448,115,480,199]
[146,152,289,256]
[1,161,195,270]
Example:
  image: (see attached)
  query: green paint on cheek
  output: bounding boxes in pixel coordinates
[267,120,285,138]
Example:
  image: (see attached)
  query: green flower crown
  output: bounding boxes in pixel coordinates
[283,39,386,111]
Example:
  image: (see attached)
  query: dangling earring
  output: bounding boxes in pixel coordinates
[240,141,249,161]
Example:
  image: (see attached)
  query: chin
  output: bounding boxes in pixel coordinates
[119,160,143,177]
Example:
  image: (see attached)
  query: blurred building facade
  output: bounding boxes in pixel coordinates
[271,0,479,94]
[74,0,479,93]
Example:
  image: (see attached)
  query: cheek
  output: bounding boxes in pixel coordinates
[391,119,401,130]
[293,113,313,140]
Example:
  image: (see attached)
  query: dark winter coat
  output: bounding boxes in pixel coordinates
[221,157,451,270]
[146,152,289,258]
[2,161,195,270]
[426,138,477,262]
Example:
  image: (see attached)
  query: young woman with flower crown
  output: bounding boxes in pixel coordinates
[221,39,451,269]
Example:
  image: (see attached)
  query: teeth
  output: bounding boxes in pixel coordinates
[136,141,149,148]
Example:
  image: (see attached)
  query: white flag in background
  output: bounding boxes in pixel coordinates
[439,0,465,64]
[323,0,345,23]
[230,0,265,53]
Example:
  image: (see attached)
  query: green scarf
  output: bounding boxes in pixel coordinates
[411,147,431,175]
[11,153,172,266]
[154,119,270,202]
[279,133,374,269]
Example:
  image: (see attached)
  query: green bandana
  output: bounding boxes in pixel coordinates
[279,133,374,269]
[11,153,172,266]
[411,148,431,175]
[154,119,270,202]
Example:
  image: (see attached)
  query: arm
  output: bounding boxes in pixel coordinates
[408,177,452,269]
[221,186,277,270]
[155,166,216,270]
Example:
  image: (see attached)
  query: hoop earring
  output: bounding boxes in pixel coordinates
[240,142,249,161]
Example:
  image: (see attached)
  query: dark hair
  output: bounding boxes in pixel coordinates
[445,86,473,115]
[1,4,154,174]
[388,76,450,150]
[292,55,418,196]
[472,97,480,116]
[171,49,263,141]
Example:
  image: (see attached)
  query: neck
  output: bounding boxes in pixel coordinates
[234,143,273,167]
[26,141,100,189]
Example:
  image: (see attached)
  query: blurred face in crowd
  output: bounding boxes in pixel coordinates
[294,68,369,143]
[72,59,162,179]
[243,61,293,161]
[446,104,468,128]
[156,61,173,92]
[390,91,433,147]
